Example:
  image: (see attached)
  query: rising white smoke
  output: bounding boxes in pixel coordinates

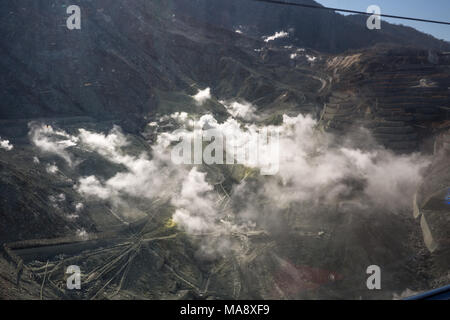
[256,114,430,212]
[75,126,189,209]
[172,167,217,234]
[27,109,430,256]
[29,123,78,166]
[264,31,289,42]
[220,100,258,121]
[192,88,211,105]
[46,163,59,174]
[0,137,13,151]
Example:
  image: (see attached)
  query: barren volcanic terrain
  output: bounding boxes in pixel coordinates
[0,0,448,300]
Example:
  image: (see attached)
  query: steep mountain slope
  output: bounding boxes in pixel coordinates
[0,0,324,133]
[172,0,450,52]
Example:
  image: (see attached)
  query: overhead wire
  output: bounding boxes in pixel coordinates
[250,0,450,26]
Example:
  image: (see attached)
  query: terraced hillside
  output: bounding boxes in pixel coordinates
[320,47,450,153]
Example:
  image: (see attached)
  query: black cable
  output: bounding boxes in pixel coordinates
[250,0,450,26]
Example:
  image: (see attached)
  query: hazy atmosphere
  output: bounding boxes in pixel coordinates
[0,0,448,304]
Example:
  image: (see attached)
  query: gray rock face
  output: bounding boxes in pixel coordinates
[0,1,163,120]
[319,47,450,153]
[414,129,450,255]
[1,1,324,136]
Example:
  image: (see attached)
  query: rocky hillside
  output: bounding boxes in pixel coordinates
[1,0,449,122]
[318,46,450,153]
[173,0,450,52]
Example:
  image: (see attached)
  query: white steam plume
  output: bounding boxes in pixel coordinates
[0,137,13,151]
[29,124,78,166]
[28,110,430,256]
[192,88,211,105]
[264,31,289,42]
